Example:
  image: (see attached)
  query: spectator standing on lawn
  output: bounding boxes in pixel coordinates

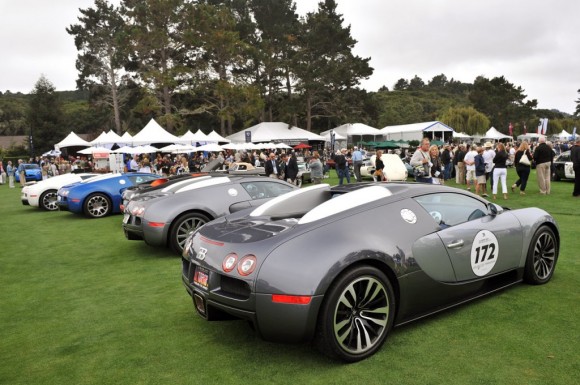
[492,143,509,200]
[410,138,432,183]
[455,144,466,184]
[533,136,553,195]
[309,151,323,185]
[512,141,533,195]
[483,142,496,191]
[463,145,477,191]
[6,161,15,188]
[352,146,363,182]
[441,144,452,181]
[571,138,580,197]
[17,159,26,187]
[474,146,488,197]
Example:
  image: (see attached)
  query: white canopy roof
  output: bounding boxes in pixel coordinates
[206,130,231,143]
[323,123,381,137]
[55,132,91,149]
[453,132,473,138]
[130,119,180,145]
[380,121,454,135]
[178,129,211,144]
[78,146,112,155]
[482,127,512,140]
[226,122,325,143]
[121,132,133,141]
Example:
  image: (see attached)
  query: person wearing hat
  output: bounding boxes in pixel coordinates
[352,146,363,182]
[483,142,496,190]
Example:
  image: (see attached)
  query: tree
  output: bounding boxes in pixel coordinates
[439,106,489,135]
[67,0,129,134]
[469,75,537,129]
[407,75,425,91]
[427,74,448,90]
[27,76,65,156]
[122,0,196,132]
[293,0,372,130]
[393,78,409,91]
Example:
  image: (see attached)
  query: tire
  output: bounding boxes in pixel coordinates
[523,225,558,285]
[39,189,58,211]
[169,212,211,254]
[83,193,112,218]
[315,265,395,362]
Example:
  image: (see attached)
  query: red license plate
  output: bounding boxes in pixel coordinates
[193,267,209,289]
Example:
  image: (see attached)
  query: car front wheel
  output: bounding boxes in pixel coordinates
[316,265,395,362]
[524,225,558,285]
[170,212,211,254]
[40,189,58,211]
[84,193,112,218]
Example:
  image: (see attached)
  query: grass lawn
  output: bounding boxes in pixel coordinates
[0,169,578,385]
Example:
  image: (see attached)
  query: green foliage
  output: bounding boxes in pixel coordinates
[439,106,490,135]
[27,76,65,155]
[575,88,580,117]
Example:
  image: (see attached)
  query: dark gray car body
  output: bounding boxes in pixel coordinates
[123,175,296,253]
[181,182,559,361]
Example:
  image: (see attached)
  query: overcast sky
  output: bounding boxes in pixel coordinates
[1,0,578,115]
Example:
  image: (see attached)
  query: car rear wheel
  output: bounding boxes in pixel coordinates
[40,189,58,211]
[524,225,558,285]
[170,212,211,254]
[84,193,112,218]
[316,265,395,362]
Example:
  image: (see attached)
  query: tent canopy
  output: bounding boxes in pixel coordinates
[206,130,230,143]
[323,123,381,137]
[55,132,91,149]
[380,121,454,141]
[226,122,325,143]
[482,127,512,140]
[130,119,180,145]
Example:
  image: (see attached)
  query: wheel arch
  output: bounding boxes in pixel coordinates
[167,208,215,243]
[82,191,114,216]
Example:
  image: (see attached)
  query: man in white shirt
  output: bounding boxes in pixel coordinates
[483,142,496,190]
[463,145,478,191]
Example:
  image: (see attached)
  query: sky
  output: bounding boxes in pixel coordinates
[1,0,579,115]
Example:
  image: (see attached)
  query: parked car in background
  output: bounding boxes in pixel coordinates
[359,158,376,179]
[123,175,296,254]
[552,151,575,181]
[21,173,98,211]
[14,164,42,182]
[225,162,266,176]
[181,182,559,362]
[57,173,160,218]
[370,153,408,181]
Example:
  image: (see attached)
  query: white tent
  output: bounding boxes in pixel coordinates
[206,130,231,143]
[555,130,572,140]
[517,133,545,142]
[226,122,325,143]
[453,132,473,139]
[178,129,210,144]
[78,146,112,155]
[130,119,180,145]
[380,121,455,142]
[482,127,513,140]
[320,131,346,142]
[55,132,91,149]
[323,123,381,137]
[121,132,133,142]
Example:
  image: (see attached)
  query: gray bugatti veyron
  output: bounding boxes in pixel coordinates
[181,182,559,362]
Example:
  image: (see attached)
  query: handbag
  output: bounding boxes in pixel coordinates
[520,152,531,166]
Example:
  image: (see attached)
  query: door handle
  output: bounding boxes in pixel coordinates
[447,240,464,249]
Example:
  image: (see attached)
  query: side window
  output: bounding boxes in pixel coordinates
[413,193,488,227]
[128,175,157,185]
[241,181,294,200]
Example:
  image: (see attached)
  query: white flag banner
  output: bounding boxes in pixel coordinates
[542,118,548,135]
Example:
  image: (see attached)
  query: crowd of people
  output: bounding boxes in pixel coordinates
[2,137,579,196]
[409,136,580,199]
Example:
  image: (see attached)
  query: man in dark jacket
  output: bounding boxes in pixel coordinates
[441,145,452,181]
[571,139,580,197]
[533,136,554,194]
[281,153,299,185]
[264,153,281,178]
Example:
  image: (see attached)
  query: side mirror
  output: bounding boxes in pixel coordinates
[488,203,498,216]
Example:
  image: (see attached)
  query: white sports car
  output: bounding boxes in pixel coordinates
[21,173,98,211]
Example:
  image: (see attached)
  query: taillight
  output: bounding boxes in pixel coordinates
[222,253,238,273]
[237,255,257,276]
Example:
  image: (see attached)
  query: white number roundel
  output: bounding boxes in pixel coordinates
[470,230,499,276]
